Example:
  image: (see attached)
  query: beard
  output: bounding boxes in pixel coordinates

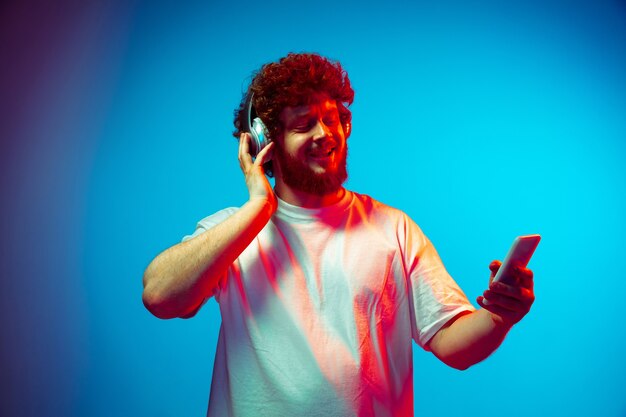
[274,143,348,196]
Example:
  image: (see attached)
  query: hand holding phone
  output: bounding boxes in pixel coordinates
[492,234,541,285]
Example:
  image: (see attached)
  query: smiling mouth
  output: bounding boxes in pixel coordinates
[309,147,335,159]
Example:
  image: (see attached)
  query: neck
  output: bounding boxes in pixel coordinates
[274,179,345,208]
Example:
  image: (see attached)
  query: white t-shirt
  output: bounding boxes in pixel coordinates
[182,190,475,417]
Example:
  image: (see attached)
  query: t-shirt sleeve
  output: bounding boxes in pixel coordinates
[180,207,239,304]
[182,207,239,242]
[400,214,476,349]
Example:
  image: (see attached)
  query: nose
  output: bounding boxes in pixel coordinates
[312,119,332,140]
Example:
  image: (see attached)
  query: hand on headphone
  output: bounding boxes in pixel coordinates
[238,132,276,209]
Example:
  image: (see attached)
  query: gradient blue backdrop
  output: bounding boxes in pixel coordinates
[2,0,625,416]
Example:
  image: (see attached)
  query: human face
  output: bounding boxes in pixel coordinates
[274,97,348,196]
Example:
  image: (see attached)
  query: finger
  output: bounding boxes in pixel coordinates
[481,291,517,312]
[477,295,505,313]
[239,133,253,170]
[477,295,497,308]
[477,295,487,307]
[478,294,519,316]
[489,282,535,303]
[482,289,533,312]
[238,133,245,166]
[512,266,534,289]
[487,260,502,285]
[488,260,501,282]
[489,260,502,275]
[477,297,520,324]
[519,265,533,280]
[518,275,534,290]
[254,141,274,167]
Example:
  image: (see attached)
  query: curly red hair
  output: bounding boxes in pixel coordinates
[233,53,354,177]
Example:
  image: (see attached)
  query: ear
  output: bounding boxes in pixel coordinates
[344,121,352,138]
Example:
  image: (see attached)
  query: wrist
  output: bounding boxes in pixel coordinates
[487,311,514,333]
[248,195,277,217]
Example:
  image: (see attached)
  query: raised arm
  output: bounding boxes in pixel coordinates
[427,261,535,370]
[142,134,275,319]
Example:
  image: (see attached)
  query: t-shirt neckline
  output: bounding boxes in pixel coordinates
[275,189,354,222]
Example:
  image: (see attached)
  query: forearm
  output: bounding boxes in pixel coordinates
[430,309,511,370]
[142,198,274,319]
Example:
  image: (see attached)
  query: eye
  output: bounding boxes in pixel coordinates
[292,118,314,132]
[293,124,310,132]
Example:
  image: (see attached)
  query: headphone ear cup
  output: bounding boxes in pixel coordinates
[250,117,271,158]
[245,92,272,159]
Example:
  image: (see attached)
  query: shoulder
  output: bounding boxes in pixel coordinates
[348,191,428,242]
[349,191,411,223]
[181,207,238,242]
[196,207,239,230]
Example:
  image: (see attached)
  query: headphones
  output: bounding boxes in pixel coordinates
[243,91,352,158]
[243,92,271,158]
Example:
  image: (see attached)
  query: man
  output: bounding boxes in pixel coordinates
[142,53,535,417]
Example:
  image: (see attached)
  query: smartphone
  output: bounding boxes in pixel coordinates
[492,234,541,284]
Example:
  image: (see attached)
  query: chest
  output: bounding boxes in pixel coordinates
[228,221,407,322]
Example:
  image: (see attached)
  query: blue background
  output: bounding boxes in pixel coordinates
[1,0,625,416]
